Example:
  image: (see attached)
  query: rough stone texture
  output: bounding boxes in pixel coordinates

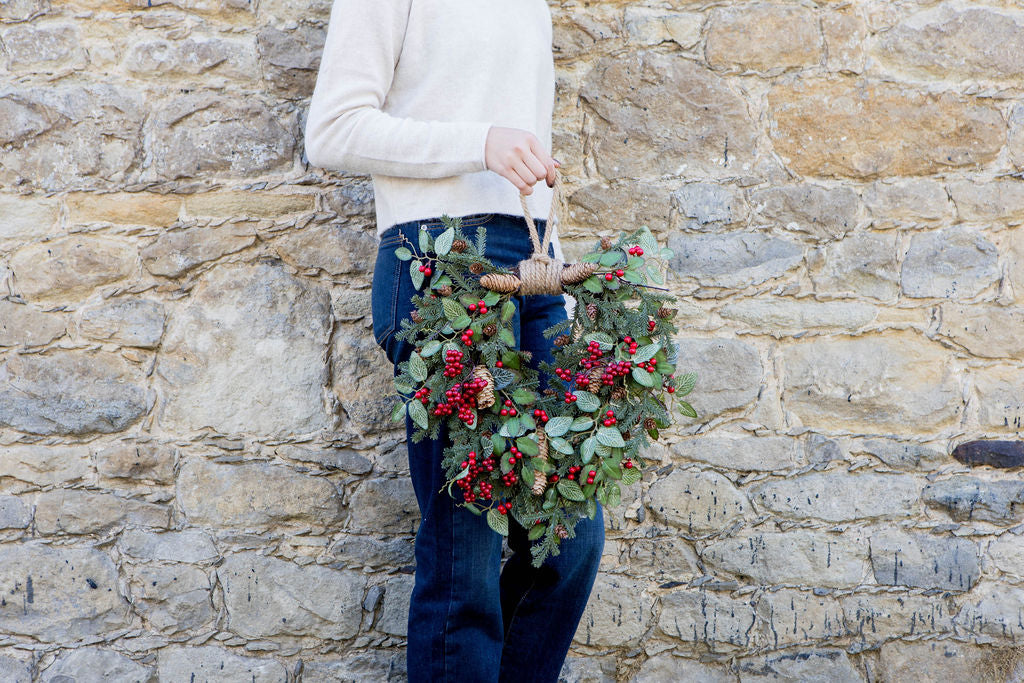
[781,334,961,433]
[901,227,999,299]
[0,349,152,435]
[4,0,1024,672]
[647,468,749,535]
[177,458,344,531]
[217,552,365,640]
[768,79,1003,178]
[155,261,332,437]
[751,471,920,522]
[702,530,868,588]
[868,529,980,591]
[953,440,1024,468]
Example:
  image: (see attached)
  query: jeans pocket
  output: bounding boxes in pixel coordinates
[371,238,403,351]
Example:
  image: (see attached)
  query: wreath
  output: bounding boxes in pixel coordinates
[389,174,696,567]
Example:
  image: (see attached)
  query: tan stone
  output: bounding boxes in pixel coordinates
[567,180,674,233]
[573,573,654,647]
[183,191,314,218]
[706,5,822,73]
[823,9,867,73]
[948,178,1024,225]
[0,300,66,347]
[9,235,136,301]
[781,333,961,432]
[938,305,1024,360]
[552,6,620,60]
[35,489,172,535]
[0,445,91,488]
[769,79,1004,178]
[66,191,181,226]
[646,468,749,534]
[141,222,256,278]
[581,51,757,178]
[972,366,1024,431]
[0,194,59,243]
[95,441,175,483]
[623,7,702,48]
[864,178,952,227]
[720,299,878,334]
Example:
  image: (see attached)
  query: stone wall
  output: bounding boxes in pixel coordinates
[2,0,1024,680]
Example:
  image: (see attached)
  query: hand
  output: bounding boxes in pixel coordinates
[484,126,560,195]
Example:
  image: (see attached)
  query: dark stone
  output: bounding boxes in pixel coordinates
[953,440,1024,468]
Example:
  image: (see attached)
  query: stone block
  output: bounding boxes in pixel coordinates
[623,7,702,49]
[672,435,801,472]
[720,299,878,335]
[376,574,414,636]
[768,79,1003,178]
[0,349,152,435]
[156,646,286,683]
[750,184,865,241]
[955,583,1024,641]
[128,564,214,633]
[673,182,748,230]
[580,51,757,178]
[95,441,175,483]
[706,5,821,73]
[217,552,364,640]
[953,440,1024,468]
[869,529,980,591]
[65,191,181,226]
[77,297,166,348]
[0,194,59,243]
[177,458,343,530]
[140,222,256,278]
[809,233,900,300]
[117,528,218,563]
[851,439,947,471]
[822,9,867,73]
[301,651,407,682]
[901,227,999,299]
[876,640,1009,683]
[658,589,757,650]
[923,476,1024,524]
[647,468,749,535]
[751,471,920,522]
[257,24,324,96]
[675,338,762,419]
[573,573,654,647]
[756,589,846,648]
[272,223,377,276]
[864,178,951,227]
[737,649,861,682]
[567,181,674,233]
[39,647,152,683]
[9,235,135,301]
[938,305,1024,360]
[702,530,868,588]
[668,232,803,290]
[35,489,172,535]
[155,261,332,437]
[0,444,91,487]
[620,534,701,581]
[0,495,31,529]
[781,333,960,433]
[0,301,65,348]
[635,652,735,683]
[948,178,1024,224]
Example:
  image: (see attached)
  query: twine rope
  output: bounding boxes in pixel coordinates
[516,168,564,295]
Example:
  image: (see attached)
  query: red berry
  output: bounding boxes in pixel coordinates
[496,361,503,367]
[424,267,432,276]
[604,273,613,281]
[418,265,425,272]
[469,304,477,312]
[615,269,624,277]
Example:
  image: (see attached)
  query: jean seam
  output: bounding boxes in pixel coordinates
[502,570,540,652]
[443,496,455,681]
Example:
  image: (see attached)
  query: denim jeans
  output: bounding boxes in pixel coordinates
[370,213,605,682]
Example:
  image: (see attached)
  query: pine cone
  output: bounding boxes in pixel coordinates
[469,262,485,275]
[589,366,604,389]
[481,430,493,439]
[623,431,631,441]
[611,386,627,400]
[483,323,497,336]
[600,236,613,251]
[561,262,597,285]
[451,239,468,253]
[644,417,657,431]
[658,306,677,320]
[543,388,557,396]
[554,524,568,539]
[473,365,495,409]
[531,428,549,496]
[438,285,453,297]
[554,334,571,347]
[586,303,598,321]
[480,272,520,293]
[410,310,424,323]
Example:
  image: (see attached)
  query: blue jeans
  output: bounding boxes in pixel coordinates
[370,213,605,682]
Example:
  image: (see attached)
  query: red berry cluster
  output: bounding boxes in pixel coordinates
[623,336,638,354]
[602,409,617,427]
[555,367,572,382]
[444,349,465,378]
[624,459,634,469]
[563,391,577,404]
[499,398,518,417]
[468,299,489,315]
[580,341,605,370]
[418,261,433,277]
[585,469,596,485]
[413,387,431,404]
[460,328,475,346]
[532,408,550,423]
[496,501,511,515]
[637,359,657,374]
[433,377,488,424]
[648,319,657,332]
[501,447,522,487]
[666,373,676,394]
[455,450,497,502]
[598,360,632,386]
[627,245,644,256]
[566,465,582,480]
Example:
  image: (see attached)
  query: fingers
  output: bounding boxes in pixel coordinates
[510,159,536,195]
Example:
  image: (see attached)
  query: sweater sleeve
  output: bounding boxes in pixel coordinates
[304,0,494,178]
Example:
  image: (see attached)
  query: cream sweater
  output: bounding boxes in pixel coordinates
[304,0,561,257]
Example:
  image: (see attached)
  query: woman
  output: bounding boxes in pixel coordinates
[303,0,605,680]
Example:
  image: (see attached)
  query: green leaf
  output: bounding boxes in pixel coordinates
[442,298,464,321]
[639,228,659,255]
[410,261,424,289]
[597,427,625,448]
[528,523,546,541]
[483,291,501,307]
[434,227,455,256]
[582,276,603,294]
[486,508,509,536]
[501,351,521,369]
[549,436,573,455]
[599,250,621,267]
[432,274,452,290]
[677,400,698,418]
[451,314,472,330]
[604,277,620,290]
[581,251,602,263]
[393,379,413,394]
[394,246,413,261]
[520,413,535,431]
[516,435,539,457]
[408,400,428,430]
[570,417,593,432]
[491,433,505,455]
[676,372,697,396]
[543,416,573,438]
[622,467,642,485]
[646,262,664,285]
[601,459,622,480]
[660,246,674,260]
[501,300,516,322]
[409,353,428,382]
[581,436,597,464]
[586,498,597,519]
[466,503,482,516]
[595,442,612,457]
[573,391,601,412]
[531,455,552,474]
[607,482,621,507]
[420,340,442,357]
[633,343,661,363]
[498,417,522,437]
[556,478,586,502]
[390,401,406,423]
[584,332,615,348]
[499,328,516,346]
[632,366,655,387]
[512,388,536,405]
[583,482,597,498]
[623,269,646,285]
[418,228,432,253]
